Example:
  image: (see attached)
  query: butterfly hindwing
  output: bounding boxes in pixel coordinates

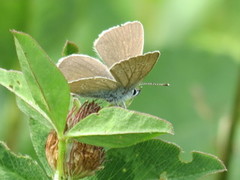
[69,77,120,97]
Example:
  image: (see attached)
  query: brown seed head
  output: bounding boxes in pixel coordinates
[45,101,104,179]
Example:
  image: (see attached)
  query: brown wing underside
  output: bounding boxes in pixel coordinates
[94,21,144,67]
[69,77,120,96]
[57,55,113,82]
[109,51,160,88]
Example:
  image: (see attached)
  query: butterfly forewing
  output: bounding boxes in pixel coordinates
[109,51,160,88]
[57,55,114,81]
[94,21,144,67]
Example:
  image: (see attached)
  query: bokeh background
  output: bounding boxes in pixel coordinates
[0,0,239,179]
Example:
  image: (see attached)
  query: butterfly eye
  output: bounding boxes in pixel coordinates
[132,89,141,97]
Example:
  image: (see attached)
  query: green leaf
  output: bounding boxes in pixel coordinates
[0,68,33,104]
[0,69,53,175]
[16,98,53,177]
[0,68,52,127]
[62,40,79,56]
[29,118,53,177]
[12,30,70,134]
[66,107,173,148]
[0,141,49,180]
[85,139,226,180]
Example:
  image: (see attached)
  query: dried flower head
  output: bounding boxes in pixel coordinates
[45,101,105,179]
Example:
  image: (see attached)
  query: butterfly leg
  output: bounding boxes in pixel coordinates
[118,101,126,108]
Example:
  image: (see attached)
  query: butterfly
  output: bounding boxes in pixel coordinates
[57,21,160,107]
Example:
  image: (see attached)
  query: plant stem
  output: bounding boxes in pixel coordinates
[219,66,240,180]
[57,136,66,179]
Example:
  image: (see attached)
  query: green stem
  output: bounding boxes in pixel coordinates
[57,136,66,179]
[219,66,240,180]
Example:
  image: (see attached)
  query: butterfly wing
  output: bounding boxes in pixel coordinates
[57,54,121,98]
[69,77,120,98]
[57,54,114,81]
[94,21,144,67]
[109,51,160,88]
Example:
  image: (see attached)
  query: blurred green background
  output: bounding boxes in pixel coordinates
[0,0,239,179]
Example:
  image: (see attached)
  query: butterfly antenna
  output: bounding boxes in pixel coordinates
[140,82,170,86]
